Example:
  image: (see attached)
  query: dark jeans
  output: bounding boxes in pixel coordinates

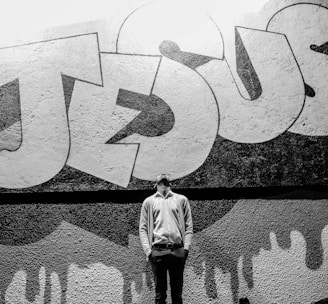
[149,247,188,304]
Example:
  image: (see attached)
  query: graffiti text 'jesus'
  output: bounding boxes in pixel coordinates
[0,2,327,189]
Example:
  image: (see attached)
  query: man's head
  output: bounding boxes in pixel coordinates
[155,173,171,194]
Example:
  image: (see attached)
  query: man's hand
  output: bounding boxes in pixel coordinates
[148,251,153,261]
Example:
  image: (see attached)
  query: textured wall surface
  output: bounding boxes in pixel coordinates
[1,0,328,303]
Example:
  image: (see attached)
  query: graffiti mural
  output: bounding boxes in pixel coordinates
[1,0,328,303]
[0,0,327,191]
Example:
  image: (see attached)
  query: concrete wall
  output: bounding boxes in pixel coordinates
[1,0,328,303]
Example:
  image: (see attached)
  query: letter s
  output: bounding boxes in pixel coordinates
[267,3,328,136]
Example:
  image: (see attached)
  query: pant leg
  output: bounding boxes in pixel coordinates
[150,249,170,304]
[168,248,186,304]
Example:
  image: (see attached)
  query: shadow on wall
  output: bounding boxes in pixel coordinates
[193,199,328,304]
[1,199,328,303]
[0,221,149,304]
[0,200,237,303]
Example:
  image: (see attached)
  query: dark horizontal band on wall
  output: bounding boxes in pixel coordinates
[0,186,328,204]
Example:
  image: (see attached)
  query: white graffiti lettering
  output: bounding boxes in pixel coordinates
[197,27,305,143]
[68,54,160,187]
[0,34,101,188]
[116,1,219,181]
[119,57,219,181]
[267,3,328,136]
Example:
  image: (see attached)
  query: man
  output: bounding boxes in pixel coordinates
[139,174,193,304]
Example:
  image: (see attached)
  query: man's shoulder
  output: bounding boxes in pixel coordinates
[143,193,156,204]
[171,191,188,202]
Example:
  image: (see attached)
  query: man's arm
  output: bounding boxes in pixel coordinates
[139,199,152,258]
[183,197,193,251]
